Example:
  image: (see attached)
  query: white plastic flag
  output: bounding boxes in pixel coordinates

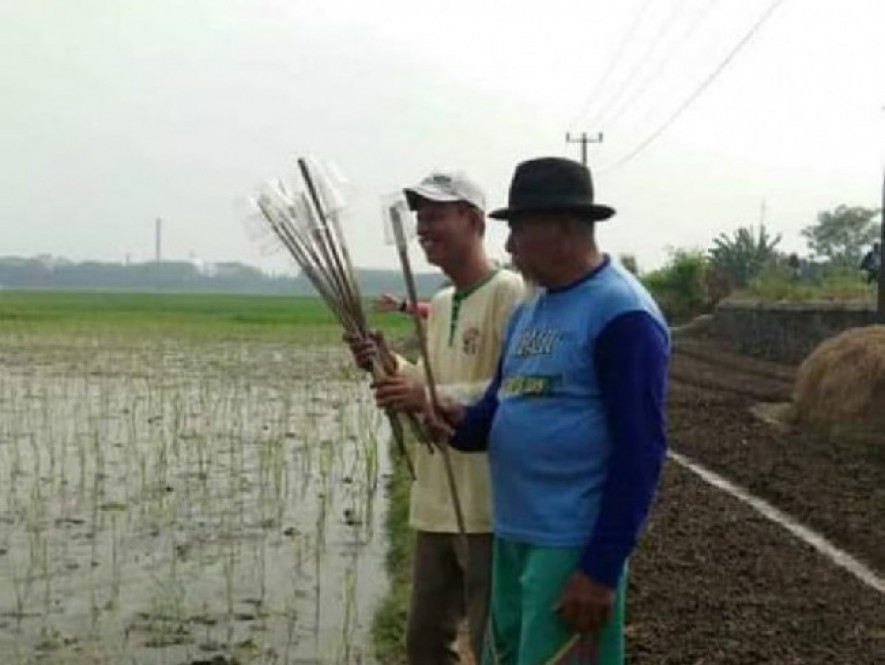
[381,192,416,247]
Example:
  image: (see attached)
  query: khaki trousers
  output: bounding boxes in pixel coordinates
[406,531,493,664]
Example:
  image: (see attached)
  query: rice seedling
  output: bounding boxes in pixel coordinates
[0,298,392,663]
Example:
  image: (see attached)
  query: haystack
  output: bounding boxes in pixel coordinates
[793,325,885,432]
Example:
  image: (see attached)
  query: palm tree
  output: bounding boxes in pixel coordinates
[709,224,781,288]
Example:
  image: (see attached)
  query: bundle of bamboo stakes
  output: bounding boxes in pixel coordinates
[249,157,466,539]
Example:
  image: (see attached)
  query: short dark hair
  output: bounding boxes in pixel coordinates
[456,201,486,238]
[554,213,595,239]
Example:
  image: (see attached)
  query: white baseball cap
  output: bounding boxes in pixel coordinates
[403,170,486,212]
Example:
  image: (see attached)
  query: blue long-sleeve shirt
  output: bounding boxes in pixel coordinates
[451,261,669,588]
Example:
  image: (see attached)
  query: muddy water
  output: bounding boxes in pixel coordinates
[0,332,388,664]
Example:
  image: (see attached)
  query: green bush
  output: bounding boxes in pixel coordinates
[619,254,639,275]
[642,249,711,324]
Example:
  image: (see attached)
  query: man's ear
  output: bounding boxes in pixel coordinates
[468,207,486,238]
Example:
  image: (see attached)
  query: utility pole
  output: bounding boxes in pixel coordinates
[878,169,884,322]
[566,132,603,166]
[155,218,162,265]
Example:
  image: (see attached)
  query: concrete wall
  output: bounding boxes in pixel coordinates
[712,300,878,364]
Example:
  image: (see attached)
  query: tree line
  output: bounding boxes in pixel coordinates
[0,257,442,296]
[631,204,881,322]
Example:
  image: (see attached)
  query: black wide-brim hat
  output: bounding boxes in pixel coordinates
[489,157,616,222]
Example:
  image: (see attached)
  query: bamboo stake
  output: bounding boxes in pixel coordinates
[388,203,467,541]
[298,160,364,330]
[298,163,417,479]
[253,171,417,479]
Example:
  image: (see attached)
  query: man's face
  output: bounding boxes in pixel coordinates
[415,200,479,268]
[504,214,564,284]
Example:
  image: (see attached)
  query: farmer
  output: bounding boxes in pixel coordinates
[860,242,881,285]
[786,253,802,281]
[346,169,524,663]
[419,157,670,664]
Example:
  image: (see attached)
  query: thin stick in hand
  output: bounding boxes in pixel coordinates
[389,204,467,541]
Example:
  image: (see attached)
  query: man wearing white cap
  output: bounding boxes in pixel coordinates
[349,170,524,663]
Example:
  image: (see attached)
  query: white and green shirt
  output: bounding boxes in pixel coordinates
[399,268,524,533]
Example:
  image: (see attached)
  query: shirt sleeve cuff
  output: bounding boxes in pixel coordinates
[578,543,629,589]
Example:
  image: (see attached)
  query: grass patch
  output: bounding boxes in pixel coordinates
[0,290,414,339]
[371,440,414,664]
[734,271,877,303]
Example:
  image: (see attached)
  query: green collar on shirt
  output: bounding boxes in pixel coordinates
[449,268,500,346]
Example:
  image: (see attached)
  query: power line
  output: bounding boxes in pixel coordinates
[598,0,721,135]
[586,0,694,131]
[567,0,654,130]
[600,0,788,175]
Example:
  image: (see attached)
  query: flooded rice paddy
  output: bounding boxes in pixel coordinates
[0,329,388,664]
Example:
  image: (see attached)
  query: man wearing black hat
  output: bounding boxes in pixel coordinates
[429,157,670,663]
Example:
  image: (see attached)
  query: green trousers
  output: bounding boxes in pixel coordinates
[481,538,626,665]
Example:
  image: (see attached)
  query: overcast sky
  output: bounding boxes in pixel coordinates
[2,0,883,274]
